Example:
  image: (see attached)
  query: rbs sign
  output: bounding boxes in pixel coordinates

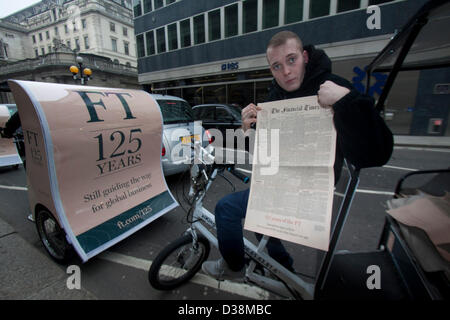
[221,61,239,71]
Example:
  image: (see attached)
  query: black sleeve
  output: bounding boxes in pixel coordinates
[332,88,394,169]
[3,112,22,138]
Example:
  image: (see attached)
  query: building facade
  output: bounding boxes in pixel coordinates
[1,0,137,67]
[134,0,450,136]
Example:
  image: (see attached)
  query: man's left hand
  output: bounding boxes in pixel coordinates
[318,80,350,108]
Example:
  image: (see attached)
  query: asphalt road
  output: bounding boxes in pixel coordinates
[0,145,448,300]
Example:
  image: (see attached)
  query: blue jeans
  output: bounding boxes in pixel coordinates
[215,188,294,271]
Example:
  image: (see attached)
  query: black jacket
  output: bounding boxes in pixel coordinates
[265,45,393,181]
[3,111,21,138]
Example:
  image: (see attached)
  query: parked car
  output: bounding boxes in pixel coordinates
[151,94,207,176]
[192,104,242,148]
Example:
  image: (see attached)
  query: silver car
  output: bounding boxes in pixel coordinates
[150,94,208,176]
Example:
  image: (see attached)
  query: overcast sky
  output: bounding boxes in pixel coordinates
[0,0,42,18]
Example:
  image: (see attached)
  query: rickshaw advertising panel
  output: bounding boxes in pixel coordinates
[9,80,178,261]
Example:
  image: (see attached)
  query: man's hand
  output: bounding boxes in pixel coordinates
[241,103,262,132]
[318,80,350,108]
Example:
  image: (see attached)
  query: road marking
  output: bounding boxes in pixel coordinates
[99,251,270,300]
[383,165,417,172]
[0,185,28,191]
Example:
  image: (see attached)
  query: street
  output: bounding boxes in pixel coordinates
[0,145,449,300]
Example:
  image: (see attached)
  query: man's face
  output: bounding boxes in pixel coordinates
[267,38,309,92]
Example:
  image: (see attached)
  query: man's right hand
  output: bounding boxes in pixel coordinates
[241,103,262,132]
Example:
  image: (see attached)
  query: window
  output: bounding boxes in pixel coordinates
[123,27,128,37]
[111,38,117,52]
[41,47,45,55]
[225,4,238,38]
[84,36,89,49]
[66,40,71,48]
[32,35,36,43]
[146,30,155,55]
[110,22,116,32]
[82,19,87,29]
[154,0,163,10]
[46,30,50,39]
[65,24,69,34]
[75,38,80,50]
[263,0,279,29]
[180,18,191,48]
[136,34,145,57]
[54,26,58,35]
[168,23,178,51]
[48,45,52,53]
[285,0,303,24]
[369,0,394,4]
[133,0,142,17]
[34,48,39,57]
[310,0,330,19]
[124,41,129,55]
[156,27,166,53]
[208,9,221,41]
[243,0,257,34]
[39,33,43,41]
[193,14,205,44]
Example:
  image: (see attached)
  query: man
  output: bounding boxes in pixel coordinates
[202,31,393,280]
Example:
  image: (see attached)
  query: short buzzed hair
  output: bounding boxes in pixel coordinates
[267,31,303,51]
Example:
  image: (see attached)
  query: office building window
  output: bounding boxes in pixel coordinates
[180,18,191,48]
[124,42,129,55]
[154,0,163,10]
[34,48,39,57]
[369,0,394,4]
[111,38,118,52]
[41,47,45,55]
[84,36,90,49]
[46,30,50,39]
[110,22,116,32]
[310,0,330,18]
[133,0,142,17]
[225,4,238,38]
[123,27,128,37]
[285,0,303,24]
[337,0,360,12]
[82,19,87,29]
[194,14,205,44]
[32,35,36,43]
[168,23,178,51]
[243,0,257,33]
[263,0,279,29]
[136,34,145,57]
[75,38,80,51]
[143,0,152,13]
[39,33,43,41]
[156,27,166,53]
[146,30,155,55]
[208,9,221,41]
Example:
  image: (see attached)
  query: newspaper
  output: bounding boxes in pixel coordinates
[244,96,336,251]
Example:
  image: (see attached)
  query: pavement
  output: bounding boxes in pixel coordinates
[0,135,449,300]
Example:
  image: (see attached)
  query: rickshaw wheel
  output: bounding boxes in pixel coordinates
[35,208,74,264]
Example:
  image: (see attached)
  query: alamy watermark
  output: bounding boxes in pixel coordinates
[66,265,81,290]
[366,5,381,30]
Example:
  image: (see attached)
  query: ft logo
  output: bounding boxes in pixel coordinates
[366,5,381,30]
[66,265,81,290]
[366,265,381,290]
